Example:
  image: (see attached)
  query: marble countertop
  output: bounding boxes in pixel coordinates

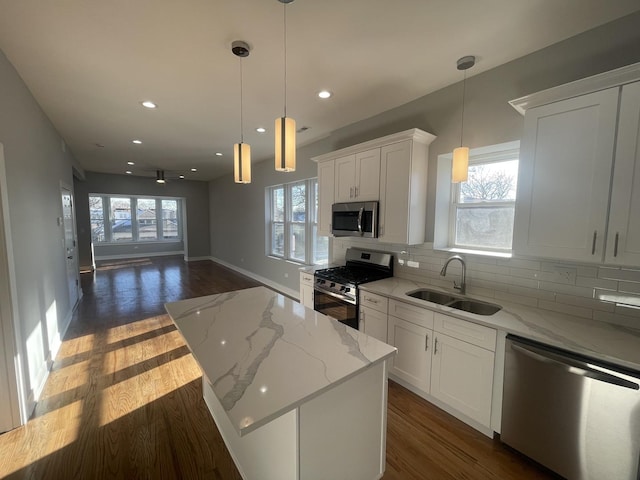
[165,286,396,436]
[361,277,640,372]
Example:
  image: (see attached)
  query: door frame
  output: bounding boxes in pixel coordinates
[0,144,27,429]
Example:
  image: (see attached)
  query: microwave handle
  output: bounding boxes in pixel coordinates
[357,207,364,235]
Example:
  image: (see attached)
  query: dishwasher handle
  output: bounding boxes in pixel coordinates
[511,342,639,390]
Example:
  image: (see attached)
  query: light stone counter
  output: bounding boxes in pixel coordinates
[165,286,396,436]
[361,277,640,371]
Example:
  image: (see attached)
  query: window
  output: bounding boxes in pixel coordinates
[434,141,519,255]
[89,194,182,243]
[267,178,328,265]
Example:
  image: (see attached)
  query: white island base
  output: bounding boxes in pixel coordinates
[202,360,389,480]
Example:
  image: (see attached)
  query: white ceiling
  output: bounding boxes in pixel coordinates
[1,0,639,181]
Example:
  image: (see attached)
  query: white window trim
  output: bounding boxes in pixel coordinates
[266,178,325,266]
[434,141,520,258]
[89,193,183,244]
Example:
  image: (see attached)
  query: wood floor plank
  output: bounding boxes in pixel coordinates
[0,256,556,479]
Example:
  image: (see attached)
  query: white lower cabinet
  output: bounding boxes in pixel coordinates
[387,315,432,393]
[360,305,388,343]
[430,332,495,427]
[384,298,497,433]
[299,272,314,309]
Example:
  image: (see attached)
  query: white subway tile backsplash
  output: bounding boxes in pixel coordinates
[619,281,640,294]
[598,267,640,283]
[575,276,618,290]
[339,239,640,328]
[538,281,594,298]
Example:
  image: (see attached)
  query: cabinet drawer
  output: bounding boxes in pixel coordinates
[389,299,434,329]
[300,272,314,285]
[359,291,388,313]
[433,313,496,351]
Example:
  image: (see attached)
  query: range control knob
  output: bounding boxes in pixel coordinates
[344,287,351,294]
[330,282,335,288]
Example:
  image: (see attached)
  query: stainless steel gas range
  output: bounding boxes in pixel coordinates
[313,248,393,330]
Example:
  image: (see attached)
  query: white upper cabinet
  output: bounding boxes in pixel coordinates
[317,160,335,237]
[379,139,428,245]
[511,63,640,265]
[334,148,381,203]
[514,88,619,263]
[606,81,640,265]
[313,129,435,245]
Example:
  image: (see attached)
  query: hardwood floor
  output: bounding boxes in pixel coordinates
[0,256,557,479]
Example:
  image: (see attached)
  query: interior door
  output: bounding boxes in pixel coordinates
[61,187,79,309]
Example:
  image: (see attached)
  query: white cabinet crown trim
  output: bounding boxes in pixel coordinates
[311,128,436,163]
[510,61,640,115]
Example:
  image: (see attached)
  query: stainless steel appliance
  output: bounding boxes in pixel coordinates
[331,201,378,238]
[502,335,640,480]
[313,248,393,330]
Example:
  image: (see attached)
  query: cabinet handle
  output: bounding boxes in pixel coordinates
[366,297,379,304]
[355,186,359,197]
[350,186,354,198]
[614,232,619,257]
[591,231,597,255]
[434,337,438,355]
[425,333,429,351]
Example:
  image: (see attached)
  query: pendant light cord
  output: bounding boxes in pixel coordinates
[460,69,467,147]
[239,58,244,143]
[283,2,287,117]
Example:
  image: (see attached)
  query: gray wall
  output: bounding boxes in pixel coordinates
[0,49,79,414]
[74,171,210,267]
[209,11,640,294]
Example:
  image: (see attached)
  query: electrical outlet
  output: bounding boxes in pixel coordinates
[550,265,576,284]
[407,260,420,268]
[284,273,289,278]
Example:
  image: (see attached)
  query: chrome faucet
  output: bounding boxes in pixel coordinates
[440,255,466,295]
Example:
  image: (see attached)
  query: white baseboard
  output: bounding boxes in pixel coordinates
[185,256,211,262]
[94,251,184,261]
[209,257,300,300]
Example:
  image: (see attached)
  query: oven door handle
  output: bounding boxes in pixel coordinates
[314,286,356,305]
[357,207,364,235]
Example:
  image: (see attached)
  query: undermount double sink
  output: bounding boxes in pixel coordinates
[406,288,502,316]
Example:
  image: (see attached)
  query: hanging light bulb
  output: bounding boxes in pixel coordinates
[232,41,251,184]
[275,0,296,172]
[156,170,166,184]
[452,55,475,183]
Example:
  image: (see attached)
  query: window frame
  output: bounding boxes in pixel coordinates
[267,178,327,266]
[433,141,520,257]
[89,194,183,244]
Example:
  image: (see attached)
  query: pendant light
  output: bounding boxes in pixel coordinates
[275,0,296,172]
[232,41,251,184]
[452,55,475,183]
[156,170,165,184]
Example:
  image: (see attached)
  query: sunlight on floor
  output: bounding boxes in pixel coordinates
[98,355,201,427]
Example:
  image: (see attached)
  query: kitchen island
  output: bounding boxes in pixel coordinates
[165,286,396,480]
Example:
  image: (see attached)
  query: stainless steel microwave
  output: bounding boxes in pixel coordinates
[331,201,378,238]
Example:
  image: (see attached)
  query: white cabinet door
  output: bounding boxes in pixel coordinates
[359,305,388,343]
[379,140,427,245]
[334,154,356,203]
[431,332,494,427]
[354,148,380,201]
[387,316,432,393]
[299,272,315,309]
[606,81,640,266]
[317,160,335,236]
[513,88,619,262]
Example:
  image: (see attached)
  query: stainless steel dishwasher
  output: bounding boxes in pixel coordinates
[501,335,640,480]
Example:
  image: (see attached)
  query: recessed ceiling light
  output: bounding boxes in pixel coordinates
[132,139,142,144]
[256,127,266,133]
[318,90,332,99]
[179,175,185,179]
[125,170,132,174]
[127,161,135,165]
[141,101,157,109]
[215,152,223,157]
[191,168,197,172]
